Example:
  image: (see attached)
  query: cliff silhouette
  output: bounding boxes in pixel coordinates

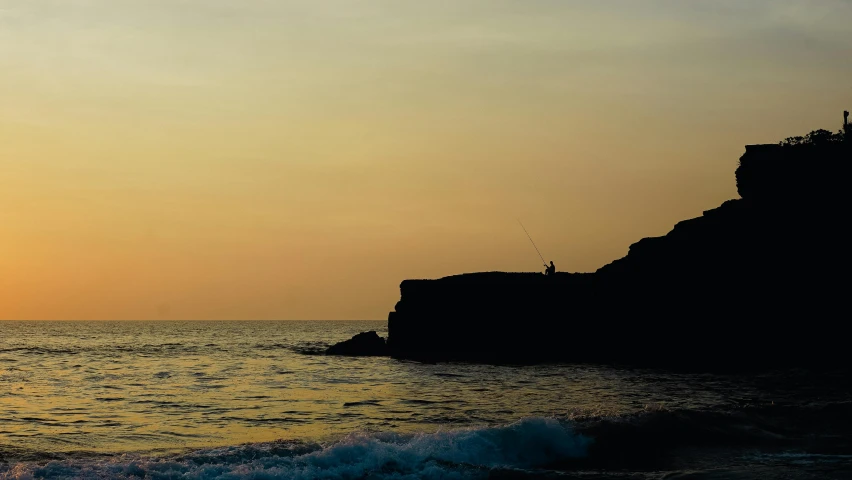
[331,116,852,370]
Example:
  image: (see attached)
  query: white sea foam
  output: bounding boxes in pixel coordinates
[0,417,591,480]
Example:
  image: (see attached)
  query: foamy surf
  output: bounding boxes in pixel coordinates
[0,418,591,480]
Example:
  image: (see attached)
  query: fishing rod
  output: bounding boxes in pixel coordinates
[517,219,547,268]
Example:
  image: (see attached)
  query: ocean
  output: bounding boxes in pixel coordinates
[1,321,850,479]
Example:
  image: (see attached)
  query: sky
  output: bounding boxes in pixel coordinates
[1,1,851,320]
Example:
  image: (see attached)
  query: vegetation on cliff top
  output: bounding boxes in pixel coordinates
[780,111,849,146]
[780,128,847,146]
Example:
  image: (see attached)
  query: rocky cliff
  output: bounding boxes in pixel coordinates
[384,140,851,369]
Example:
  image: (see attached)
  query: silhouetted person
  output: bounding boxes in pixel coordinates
[544,261,555,276]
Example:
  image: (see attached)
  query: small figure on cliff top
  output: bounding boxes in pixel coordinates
[544,261,556,276]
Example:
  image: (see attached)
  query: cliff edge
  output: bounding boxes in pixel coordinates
[381,129,850,369]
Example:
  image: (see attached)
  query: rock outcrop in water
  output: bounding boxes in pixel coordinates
[331,120,851,369]
[325,331,389,356]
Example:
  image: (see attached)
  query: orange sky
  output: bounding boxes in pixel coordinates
[2,1,851,320]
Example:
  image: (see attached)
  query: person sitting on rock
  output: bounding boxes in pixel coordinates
[544,261,555,276]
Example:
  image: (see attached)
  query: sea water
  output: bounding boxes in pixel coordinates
[1,321,850,479]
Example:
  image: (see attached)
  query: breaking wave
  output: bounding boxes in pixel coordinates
[4,404,852,479]
[0,417,591,480]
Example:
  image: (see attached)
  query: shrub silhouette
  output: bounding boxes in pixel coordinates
[779,129,846,147]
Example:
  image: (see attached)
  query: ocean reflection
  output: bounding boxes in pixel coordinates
[0,321,846,457]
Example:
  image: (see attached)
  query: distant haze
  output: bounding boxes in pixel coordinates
[2,1,851,320]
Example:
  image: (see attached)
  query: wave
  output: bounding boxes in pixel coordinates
[290,342,331,355]
[4,403,852,479]
[0,418,590,480]
[0,344,223,357]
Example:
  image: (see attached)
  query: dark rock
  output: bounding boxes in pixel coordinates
[386,138,852,371]
[326,331,389,356]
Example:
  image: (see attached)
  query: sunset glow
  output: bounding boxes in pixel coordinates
[2,1,851,319]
